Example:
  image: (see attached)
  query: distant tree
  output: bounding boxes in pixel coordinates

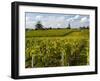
[26,28,29,31]
[35,21,44,30]
[26,28,33,31]
[80,26,89,29]
[86,26,89,29]
[67,23,71,29]
[79,27,82,29]
[83,26,86,29]
[49,27,52,29]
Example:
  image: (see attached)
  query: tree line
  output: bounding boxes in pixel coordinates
[26,21,89,30]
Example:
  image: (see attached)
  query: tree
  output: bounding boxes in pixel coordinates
[86,26,89,29]
[67,23,71,29]
[35,21,43,30]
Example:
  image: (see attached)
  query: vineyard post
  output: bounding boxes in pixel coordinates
[32,55,34,68]
[61,53,64,66]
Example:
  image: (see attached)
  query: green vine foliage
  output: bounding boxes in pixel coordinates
[25,37,89,68]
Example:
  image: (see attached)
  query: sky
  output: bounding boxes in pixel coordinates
[25,12,89,29]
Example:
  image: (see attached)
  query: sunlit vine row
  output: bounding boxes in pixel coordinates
[25,38,89,68]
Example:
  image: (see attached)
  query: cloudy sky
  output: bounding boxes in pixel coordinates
[25,12,89,29]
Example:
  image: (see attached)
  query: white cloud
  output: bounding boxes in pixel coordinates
[58,16,65,20]
[66,18,74,22]
[66,15,80,22]
[46,16,65,22]
[80,17,88,23]
[41,16,66,28]
[26,21,36,29]
[57,24,61,27]
[26,16,32,22]
[35,15,43,20]
[73,15,80,19]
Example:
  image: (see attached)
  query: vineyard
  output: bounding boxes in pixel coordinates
[25,29,89,68]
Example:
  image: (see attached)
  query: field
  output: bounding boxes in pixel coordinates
[25,29,89,68]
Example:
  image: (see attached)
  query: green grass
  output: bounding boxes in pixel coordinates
[26,29,75,37]
[25,29,89,68]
